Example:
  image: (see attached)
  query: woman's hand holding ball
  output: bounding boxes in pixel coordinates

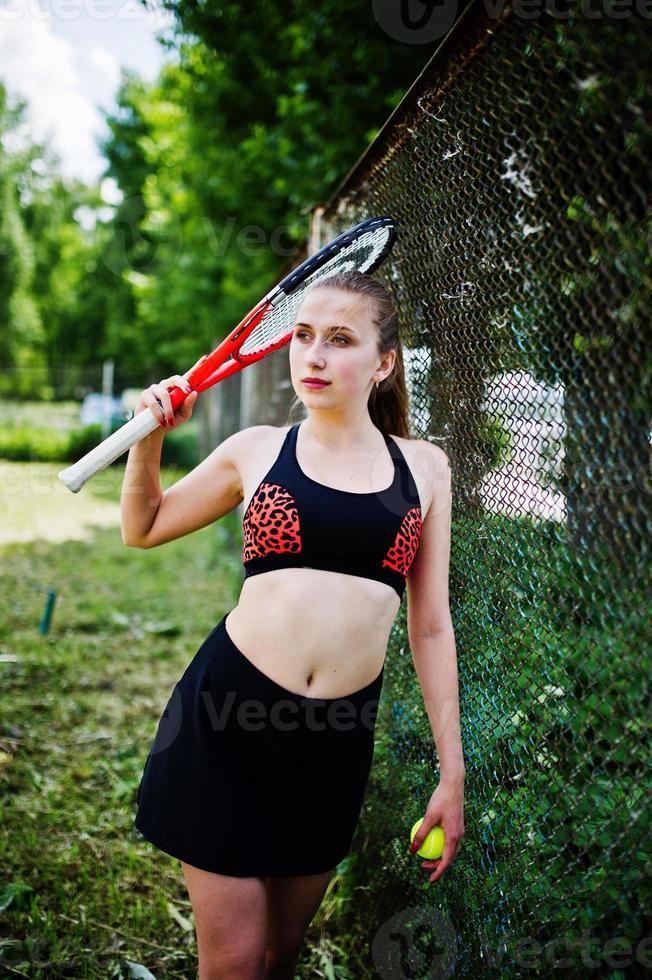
[410,817,444,860]
[409,778,465,884]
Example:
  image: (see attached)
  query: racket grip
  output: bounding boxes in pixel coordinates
[58,407,161,493]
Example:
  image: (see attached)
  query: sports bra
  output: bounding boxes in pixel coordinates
[241,422,423,600]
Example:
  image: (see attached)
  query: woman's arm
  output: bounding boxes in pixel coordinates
[406,443,465,882]
[410,624,465,782]
[120,426,167,547]
[120,374,266,550]
[406,442,463,775]
[120,374,195,547]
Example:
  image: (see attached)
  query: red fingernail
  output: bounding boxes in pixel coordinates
[410,842,418,853]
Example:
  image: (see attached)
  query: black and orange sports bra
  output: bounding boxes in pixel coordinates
[241,422,423,601]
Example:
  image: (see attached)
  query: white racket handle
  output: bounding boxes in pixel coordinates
[58,407,161,493]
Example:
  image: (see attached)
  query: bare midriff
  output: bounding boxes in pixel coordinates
[225,569,401,699]
[225,425,432,700]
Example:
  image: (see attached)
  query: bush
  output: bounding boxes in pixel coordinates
[0,422,200,468]
[65,425,118,461]
[0,427,71,462]
[160,424,200,468]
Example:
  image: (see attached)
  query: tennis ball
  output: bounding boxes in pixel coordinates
[410,818,445,860]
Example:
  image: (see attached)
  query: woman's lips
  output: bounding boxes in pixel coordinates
[302,380,330,388]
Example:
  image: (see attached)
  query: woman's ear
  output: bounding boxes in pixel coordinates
[378,349,397,379]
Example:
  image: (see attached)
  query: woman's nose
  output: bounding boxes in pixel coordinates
[306,343,326,365]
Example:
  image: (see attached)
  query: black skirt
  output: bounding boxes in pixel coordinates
[134,612,384,877]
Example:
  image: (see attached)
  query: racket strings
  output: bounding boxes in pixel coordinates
[239,225,393,358]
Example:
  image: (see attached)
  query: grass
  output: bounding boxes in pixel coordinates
[0,462,124,546]
[0,463,362,978]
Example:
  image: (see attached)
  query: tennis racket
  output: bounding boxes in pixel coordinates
[58,216,396,492]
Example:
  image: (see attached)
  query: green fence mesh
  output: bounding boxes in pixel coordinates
[314,2,651,976]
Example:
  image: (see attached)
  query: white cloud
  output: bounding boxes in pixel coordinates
[86,43,121,94]
[0,0,175,185]
[0,0,109,183]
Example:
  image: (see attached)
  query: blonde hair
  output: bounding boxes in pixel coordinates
[285,270,412,438]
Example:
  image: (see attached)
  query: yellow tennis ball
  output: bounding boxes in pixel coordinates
[410,817,445,860]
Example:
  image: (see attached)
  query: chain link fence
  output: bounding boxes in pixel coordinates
[302,2,649,976]
[4,2,648,971]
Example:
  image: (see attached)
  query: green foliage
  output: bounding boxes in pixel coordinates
[0,421,200,468]
[0,81,106,393]
[0,6,436,393]
[0,399,80,431]
[0,427,71,462]
[348,516,649,976]
[0,425,128,463]
[0,464,368,976]
[0,467,239,975]
[102,1,429,374]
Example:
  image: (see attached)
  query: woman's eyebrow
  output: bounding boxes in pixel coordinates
[295,322,357,334]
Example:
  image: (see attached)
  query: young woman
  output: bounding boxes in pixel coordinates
[122,270,465,980]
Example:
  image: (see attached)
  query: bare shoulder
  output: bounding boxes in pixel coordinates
[231,423,282,448]
[419,438,450,470]
[391,434,449,462]
[227,423,291,480]
[226,423,282,463]
[240,423,292,453]
[389,435,450,517]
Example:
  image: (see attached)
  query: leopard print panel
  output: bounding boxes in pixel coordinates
[242,482,302,562]
[381,506,423,576]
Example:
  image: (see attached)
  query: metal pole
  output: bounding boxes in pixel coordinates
[101,358,114,440]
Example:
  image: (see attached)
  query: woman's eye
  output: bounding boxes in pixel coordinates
[295,331,349,345]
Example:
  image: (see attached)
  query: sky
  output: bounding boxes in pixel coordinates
[0,0,178,192]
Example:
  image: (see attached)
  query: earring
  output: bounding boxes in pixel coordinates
[375,379,379,390]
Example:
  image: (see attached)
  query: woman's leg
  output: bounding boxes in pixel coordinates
[181,861,268,980]
[263,869,335,979]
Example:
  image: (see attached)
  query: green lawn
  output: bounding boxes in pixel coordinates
[0,463,357,978]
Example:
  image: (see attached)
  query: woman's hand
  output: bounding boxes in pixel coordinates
[134,372,199,430]
[410,776,465,884]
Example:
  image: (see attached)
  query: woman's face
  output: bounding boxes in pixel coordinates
[289,287,393,408]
